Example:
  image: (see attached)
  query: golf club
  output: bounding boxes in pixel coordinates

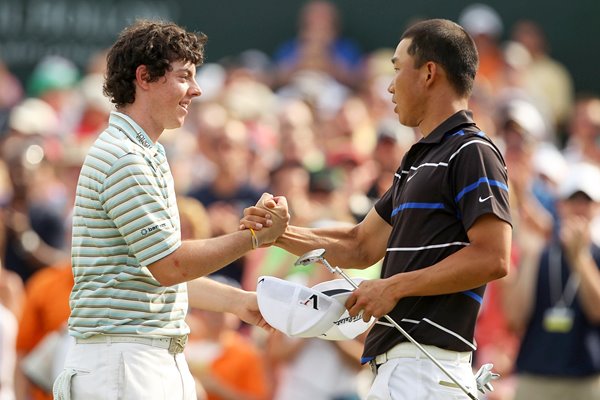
[295,248,497,400]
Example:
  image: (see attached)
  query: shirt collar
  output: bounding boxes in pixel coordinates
[109,111,160,157]
[419,110,477,144]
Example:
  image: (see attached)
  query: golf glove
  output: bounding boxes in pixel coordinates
[474,363,500,394]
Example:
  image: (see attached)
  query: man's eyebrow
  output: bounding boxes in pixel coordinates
[174,67,194,75]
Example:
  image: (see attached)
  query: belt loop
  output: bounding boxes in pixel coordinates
[369,360,379,376]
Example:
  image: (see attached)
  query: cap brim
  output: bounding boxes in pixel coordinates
[311,278,376,341]
[320,310,375,341]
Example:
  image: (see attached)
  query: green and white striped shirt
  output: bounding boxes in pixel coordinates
[68,111,188,338]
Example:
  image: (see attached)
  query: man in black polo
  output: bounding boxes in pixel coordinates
[242,19,512,399]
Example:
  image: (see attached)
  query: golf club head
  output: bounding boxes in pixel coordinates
[295,248,327,266]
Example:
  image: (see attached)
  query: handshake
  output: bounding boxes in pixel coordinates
[240,193,290,248]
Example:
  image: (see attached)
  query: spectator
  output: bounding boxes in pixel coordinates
[0,213,23,400]
[15,260,73,400]
[185,275,270,400]
[187,119,264,284]
[1,127,67,282]
[365,118,416,202]
[503,163,600,400]
[272,0,363,89]
[495,98,555,237]
[458,3,506,94]
[563,94,600,165]
[511,20,575,131]
[26,55,80,136]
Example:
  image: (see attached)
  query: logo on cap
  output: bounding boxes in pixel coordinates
[301,294,320,310]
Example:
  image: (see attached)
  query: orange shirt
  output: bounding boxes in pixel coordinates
[16,262,73,400]
[207,331,270,400]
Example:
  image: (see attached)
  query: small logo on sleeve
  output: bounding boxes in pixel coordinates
[478,195,493,202]
[140,221,168,236]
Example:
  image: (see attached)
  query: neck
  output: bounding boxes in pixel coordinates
[419,93,469,137]
[118,105,162,143]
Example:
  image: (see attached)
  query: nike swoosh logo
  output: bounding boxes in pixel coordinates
[478,195,493,202]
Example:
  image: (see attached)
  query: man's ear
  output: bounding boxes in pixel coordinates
[423,61,437,87]
[135,65,151,90]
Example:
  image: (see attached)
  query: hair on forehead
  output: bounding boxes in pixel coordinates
[399,18,478,96]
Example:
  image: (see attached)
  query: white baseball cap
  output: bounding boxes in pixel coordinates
[311,278,376,341]
[558,163,600,202]
[256,276,346,338]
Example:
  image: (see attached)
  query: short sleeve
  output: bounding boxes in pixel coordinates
[374,186,394,225]
[99,153,180,266]
[450,138,512,231]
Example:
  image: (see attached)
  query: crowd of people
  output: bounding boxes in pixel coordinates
[0,1,599,400]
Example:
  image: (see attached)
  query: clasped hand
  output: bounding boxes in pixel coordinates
[241,193,289,246]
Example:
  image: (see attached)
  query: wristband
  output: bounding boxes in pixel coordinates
[249,228,259,250]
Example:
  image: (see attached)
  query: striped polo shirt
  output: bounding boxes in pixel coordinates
[363,110,512,358]
[68,111,188,339]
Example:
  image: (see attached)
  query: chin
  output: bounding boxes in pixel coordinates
[397,114,416,128]
[166,119,185,130]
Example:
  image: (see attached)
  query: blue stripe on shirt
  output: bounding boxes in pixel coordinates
[461,290,483,304]
[391,202,445,217]
[446,129,465,137]
[454,177,508,203]
[361,356,375,365]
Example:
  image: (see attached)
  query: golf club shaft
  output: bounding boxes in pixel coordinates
[329,264,477,400]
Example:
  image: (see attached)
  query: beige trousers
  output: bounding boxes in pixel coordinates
[53,340,196,400]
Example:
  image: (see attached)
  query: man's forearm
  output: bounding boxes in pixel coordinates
[149,230,255,286]
[187,277,245,313]
[276,224,373,269]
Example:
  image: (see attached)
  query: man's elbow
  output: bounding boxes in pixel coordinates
[147,256,187,287]
[148,265,181,287]
[488,254,510,281]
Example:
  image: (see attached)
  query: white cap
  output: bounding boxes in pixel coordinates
[256,276,346,338]
[558,163,600,202]
[503,98,548,142]
[8,98,59,136]
[532,143,567,184]
[458,3,503,38]
[311,278,375,341]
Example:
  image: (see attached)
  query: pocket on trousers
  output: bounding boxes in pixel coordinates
[432,363,476,399]
[53,368,89,400]
[367,360,401,400]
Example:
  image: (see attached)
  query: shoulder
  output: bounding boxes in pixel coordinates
[446,130,504,164]
[83,128,141,176]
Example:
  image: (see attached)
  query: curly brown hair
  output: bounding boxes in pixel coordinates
[103,19,207,109]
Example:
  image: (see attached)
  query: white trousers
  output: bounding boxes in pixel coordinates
[53,341,196,400]
[367,344,477,400]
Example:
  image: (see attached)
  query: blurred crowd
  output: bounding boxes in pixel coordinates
[1,1,599,400]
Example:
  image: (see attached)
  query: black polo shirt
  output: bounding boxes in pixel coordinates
[363,110,512,358]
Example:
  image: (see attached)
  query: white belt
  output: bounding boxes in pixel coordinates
[75,334,188,354]
[374,342,471,365]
